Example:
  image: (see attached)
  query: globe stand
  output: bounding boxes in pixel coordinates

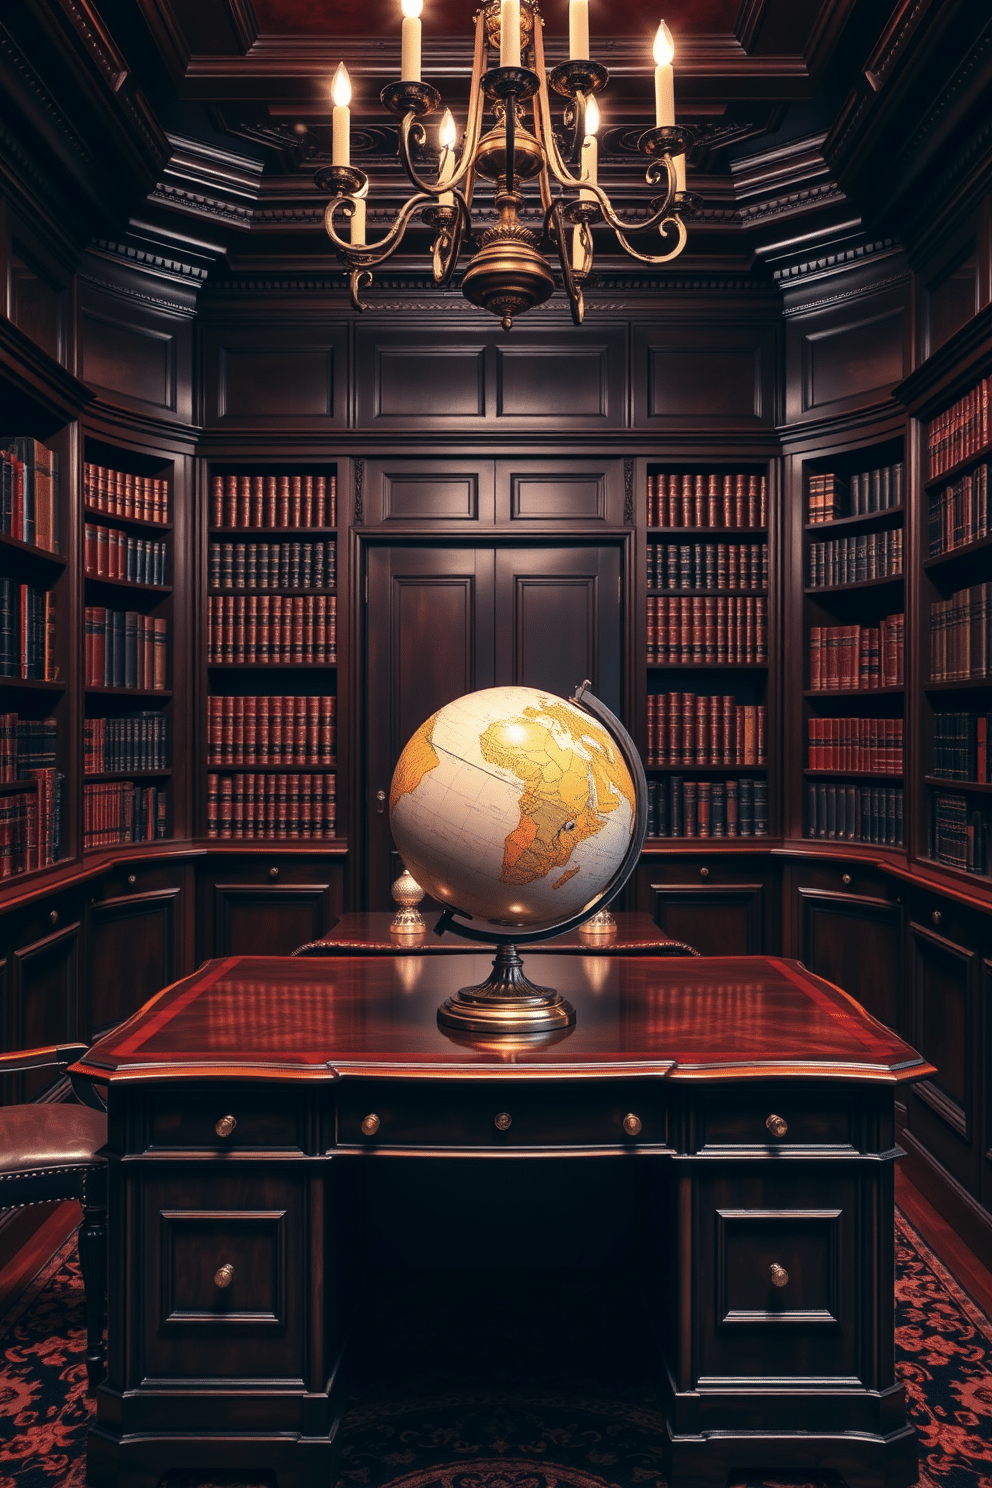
[437,943,575,1033]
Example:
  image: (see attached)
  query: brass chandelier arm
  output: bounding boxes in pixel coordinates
[429,195,469,287]
[547,199,585,326]
[322,191,434,266]
[565,159,690,266]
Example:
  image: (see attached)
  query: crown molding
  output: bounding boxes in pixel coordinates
[147,131,264,231]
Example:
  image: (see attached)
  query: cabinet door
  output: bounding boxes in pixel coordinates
[798,888,902,1032]
[85,888,181,1038]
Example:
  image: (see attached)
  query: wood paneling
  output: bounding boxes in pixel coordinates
[86,889,180,1038]
[80,309,176,410]
[495,459,626,526]
[906,920,978,1193]
[799,889,902,1032]
[495,341,610,419]
[10,923,80,1099]
[202,325,348,427]
[804,310,905,410]
[212,884,332,957]
[633,326,774,428]
[651,882,764,956]
[364,459,495,524]
[10,252,63,364]
[376,344,486,419]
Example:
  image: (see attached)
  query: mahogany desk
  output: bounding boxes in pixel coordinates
[292,910,699,956]
[74,953,933,1488]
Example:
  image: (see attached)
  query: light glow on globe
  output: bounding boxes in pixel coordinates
[389,686,637,931]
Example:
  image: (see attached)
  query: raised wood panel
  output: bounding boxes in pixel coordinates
[495,459,626,525]
[80,308,176,410]
[10,251,63,363]
[363,460,496,524]
[906,921,978,1195]
[10,923,80,1100]
[984,957,992,1217]
[633,326,773,428]
[496,343,608,419]
[86,889,180,1038]
[219,347,333,420]
[376,345,486,419]
[212,885,331,957]
[804,310,905,411]
[798,889,901,1032]
[651,883,764,956]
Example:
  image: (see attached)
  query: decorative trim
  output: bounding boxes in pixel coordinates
[895,22,992,168]
[780,270,910,317]
[0,31,96,168]
[353,458,364,527]
[623,458,635,526]
[863,0,932,93]
[149,181,254,227]
[773,238,899,283]
[91,238,211,283]
[77,268,198,319]
[739,181,846,227]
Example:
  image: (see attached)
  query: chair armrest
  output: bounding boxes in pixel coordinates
[0,1042,89,1076]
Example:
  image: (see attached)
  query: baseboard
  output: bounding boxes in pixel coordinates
[897,1123,992,1274]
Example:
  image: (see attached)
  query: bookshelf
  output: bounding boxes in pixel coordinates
[82,437,175,851]
[202,464,339,843]
[643,466,772,841]
[799,437,906,849]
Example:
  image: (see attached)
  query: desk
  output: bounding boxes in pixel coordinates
[292,910,699,956]
[75,954,933,1488]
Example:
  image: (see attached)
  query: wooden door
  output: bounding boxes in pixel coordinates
[364,543,623,906]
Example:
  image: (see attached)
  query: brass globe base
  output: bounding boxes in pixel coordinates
[578,908,617,941]
[437,944,576,1033]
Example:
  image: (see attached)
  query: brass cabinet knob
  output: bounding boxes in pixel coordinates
[214,1263,235,1288]
[699,866,709,879]
[841,873,852,886]
[769,1263,789,1288]
[931,910,942,927]
[49,910,58,924]
[766,1113,788,1138]
[215,1114,237,1138]
[269,866,279,880]
[361,1113,380,1136]
[128,873,137,886]
[494,1111,512,1132]
[622,1112,643,1136]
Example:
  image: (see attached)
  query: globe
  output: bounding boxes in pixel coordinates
[389,684,641,936]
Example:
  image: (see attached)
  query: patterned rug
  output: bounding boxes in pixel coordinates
[1,1212,990,1488]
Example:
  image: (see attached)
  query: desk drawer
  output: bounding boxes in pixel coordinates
[148,1090,303,1150]
[694,1091,854,1151]
[336,1080,667,1149]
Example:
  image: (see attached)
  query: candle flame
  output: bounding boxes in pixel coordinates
[331,61,351,107]
[653,20,674,67]
[584,96,600,135]
[439,107,457,150]
[401,0,423,14]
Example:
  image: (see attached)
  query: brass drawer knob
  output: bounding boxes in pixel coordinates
[128,873,137,886]
[269,866,279,880]
[361,1113,380,1136]
[494,1111,512,1132]
[699,866,709,880]
[214,1263,235,1289]
[932,910,942,927]
[766,1113,788,1138]
[841,873,851,886]
[49,910,58,924]
[215,1114,237,1138]
[769,1263,789,1288]
[622,1113,642,1136]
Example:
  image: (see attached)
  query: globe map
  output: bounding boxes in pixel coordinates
[389,686,637,931]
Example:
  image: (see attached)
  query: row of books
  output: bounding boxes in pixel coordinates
[206,772,338,840]
[807,529,903,588]
[83,609,168,691]
[807,718,904,774]
[931,711,992,782]
[930,792,989,876]
[0,580,57,680]
[84,714,168,775]
[84,461,170,525]
[209,541,336,592]
[806,462,903,523]
[207,695,337,765]
[646,776,768,838]
[930,584,991,681]
[928,376,989,480]
[0,714,57,781]
[207,595,337,665]
[809,616,905,690]
[806,783,904,845]
[647,542,767,593]
[927,464,989,556]
[646,473,767,530]
[2,437,60,553]
[85,524,167,586]
[647,596,768,665]
[646,694,767,766]
[210,474,336,530]
[83,781,167,848]
[0,769,61,876]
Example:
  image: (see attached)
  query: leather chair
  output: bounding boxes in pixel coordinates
[0,1043,107,1383]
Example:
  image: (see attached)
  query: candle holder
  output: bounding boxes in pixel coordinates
[674,190,703,219]
[314,164,368,197]
[548,59,609,99]
[481,65,541,102]
[563,198,602,224]
[638,124,697,160]
[380,81,441,116]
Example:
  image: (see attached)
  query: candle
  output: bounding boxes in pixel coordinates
[401,0,422,82]
[438,108,456,207]
[500,0,521,67]
[674,152,686,193]
[580,96,599,199]
[569,0,589,60]
[331,62,351,167]
[653,21,674,128]
[350,195,366,246]
[571,224,587,272]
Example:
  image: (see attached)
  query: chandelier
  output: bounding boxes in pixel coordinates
[315,0,699,330]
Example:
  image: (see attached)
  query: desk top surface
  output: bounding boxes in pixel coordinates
[77,953,932,1086]
[294,912,696,956]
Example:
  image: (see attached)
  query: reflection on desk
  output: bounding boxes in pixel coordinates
[292,910,699,958]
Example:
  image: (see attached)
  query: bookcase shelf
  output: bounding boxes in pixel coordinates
[804,507,903,535]
[84,769,173,782]
[925,777,992,794]
[0,677,66,692]
[83,504,172,534]
[85,686,172,699]
[207,588,335,598]
[805,686,904,700]
[922,531,992,573]
[0,532,67,568]
[649,588,768,598]
[206,662,337,671]
[805,768,903,780]
[85,577,172,598]
[647,526,767,538]
[209,527,337,538]
[923,443,992,491]
[804,575,903,597]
